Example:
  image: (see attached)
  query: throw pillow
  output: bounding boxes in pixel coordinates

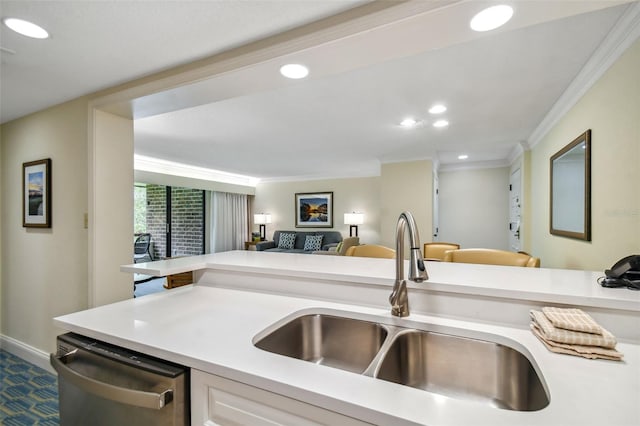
[335,241,344,253]
[278,233,296,249]
[303,235,324,251]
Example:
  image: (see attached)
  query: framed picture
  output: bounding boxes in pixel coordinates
[23,158,52,228]
[295,192,333,228]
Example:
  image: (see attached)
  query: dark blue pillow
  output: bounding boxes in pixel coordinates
[303,235,324,251]
[278,233,296,249]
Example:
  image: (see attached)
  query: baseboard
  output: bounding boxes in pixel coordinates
[0,334,56,375]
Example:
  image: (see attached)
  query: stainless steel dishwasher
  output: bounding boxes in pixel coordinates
[51,332,189,426]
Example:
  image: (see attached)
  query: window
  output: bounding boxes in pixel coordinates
[134,184,147,233]
[134,183,205,259]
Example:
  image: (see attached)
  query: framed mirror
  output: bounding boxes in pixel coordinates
[550,129,591,240]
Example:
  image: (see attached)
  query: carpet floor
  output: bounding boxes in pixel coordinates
[134,277,167,298]
[0,349,59,425]
[0,280,167,425]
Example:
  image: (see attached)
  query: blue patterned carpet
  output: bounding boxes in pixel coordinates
[0,349,59,425]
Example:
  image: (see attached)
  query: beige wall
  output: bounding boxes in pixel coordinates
[1,98,89,353]
[254,161,435,249]
[90,110,134,307]
[380,160,433,249]
[439,167,510,250]
[529,39,640,271]
[254,176,381,244]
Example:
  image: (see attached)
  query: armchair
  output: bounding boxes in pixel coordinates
[423,242,460,261]
[345,244,395,259]
[443,248,540,267]
[313,237,359,255]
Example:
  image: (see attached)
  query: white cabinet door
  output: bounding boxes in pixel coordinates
[191,370,372,426]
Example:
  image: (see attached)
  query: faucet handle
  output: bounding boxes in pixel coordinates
[389,279,410,317]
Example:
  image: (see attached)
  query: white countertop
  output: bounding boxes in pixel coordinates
[122,251,640,312]
[55,284,640,426]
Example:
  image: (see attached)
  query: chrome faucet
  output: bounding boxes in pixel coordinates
[389,211,428,317]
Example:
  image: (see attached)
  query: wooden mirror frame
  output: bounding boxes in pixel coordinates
[550,129,591,241]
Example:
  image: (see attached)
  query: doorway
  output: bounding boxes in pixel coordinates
[509,168,522,252]
[432,170,440,242]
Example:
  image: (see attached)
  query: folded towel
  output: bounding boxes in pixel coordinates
[530,310,617,349]
[541,307,603,334]
[531,325,623,361]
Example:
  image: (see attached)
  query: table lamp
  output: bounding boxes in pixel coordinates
[254,213,272,241]
[344,212,364,237]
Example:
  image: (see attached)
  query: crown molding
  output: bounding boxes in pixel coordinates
[506,140,530,166]
[528,1,640,148]
[258,167,381,184]
[134,155,260,187]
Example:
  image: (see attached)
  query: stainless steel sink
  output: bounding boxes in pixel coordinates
[254,314,388,374]
[374,330,549,411]
[254,312,549,411]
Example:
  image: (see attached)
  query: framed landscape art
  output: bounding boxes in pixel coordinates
[295,192,333,228]
[23,158,52,228]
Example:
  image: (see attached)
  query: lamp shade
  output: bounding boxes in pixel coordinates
[254,213,272,224]
[344,212,364,225]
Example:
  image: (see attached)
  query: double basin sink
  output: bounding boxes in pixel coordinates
[253,311,549,411]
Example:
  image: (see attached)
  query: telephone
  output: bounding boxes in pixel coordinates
[599,255,640,290]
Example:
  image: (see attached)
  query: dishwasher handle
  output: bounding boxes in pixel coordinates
[50,352,174,410]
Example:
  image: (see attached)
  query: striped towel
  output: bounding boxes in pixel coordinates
[530,310,617,349]
[530,326,623,361]
[530,309,623,361]
[541,307,603,334]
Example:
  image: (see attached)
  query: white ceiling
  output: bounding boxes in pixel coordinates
[0,0,368,122]
[1,1,635,181]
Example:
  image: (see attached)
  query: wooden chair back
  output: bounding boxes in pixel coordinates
[443,248,540,267]
[345,244,396,259]
[423,242,460,261]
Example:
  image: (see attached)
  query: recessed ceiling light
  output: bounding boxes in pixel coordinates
[400,118,419,128]
[433,119,449,128]
[470,5,513,32]
[458,154,469,160]
[3,18,49,39]
[280,63,309,79]
[428,104,447,114]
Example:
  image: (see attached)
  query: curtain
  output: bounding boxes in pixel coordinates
[210,192,248,253]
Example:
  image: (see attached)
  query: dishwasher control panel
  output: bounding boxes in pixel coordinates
[57,332,186,378]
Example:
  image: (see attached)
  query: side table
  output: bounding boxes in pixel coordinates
[245,240,261,250]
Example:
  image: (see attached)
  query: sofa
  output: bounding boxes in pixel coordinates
[255,230,342,254]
